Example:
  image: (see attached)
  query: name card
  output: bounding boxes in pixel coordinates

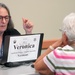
[2,33,44,64]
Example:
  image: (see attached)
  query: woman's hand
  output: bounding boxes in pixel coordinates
[52,33,68,49]
[22,18,34,34]
[51,38,64,49]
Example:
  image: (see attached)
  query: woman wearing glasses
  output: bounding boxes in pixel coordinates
[0,3,34,59]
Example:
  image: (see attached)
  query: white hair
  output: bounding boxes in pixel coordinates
[61,13,75,41]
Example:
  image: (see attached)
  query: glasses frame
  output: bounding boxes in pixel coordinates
[0,15,11,22]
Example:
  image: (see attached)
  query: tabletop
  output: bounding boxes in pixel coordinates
[0,63,40,75]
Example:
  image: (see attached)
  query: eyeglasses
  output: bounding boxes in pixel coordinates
[0,16,11,22]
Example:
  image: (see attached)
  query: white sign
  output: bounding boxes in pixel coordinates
[6,34,41,62]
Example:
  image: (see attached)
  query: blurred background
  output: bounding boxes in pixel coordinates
[1,0,75,40]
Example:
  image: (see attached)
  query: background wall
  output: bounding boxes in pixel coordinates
[1,0,75,40]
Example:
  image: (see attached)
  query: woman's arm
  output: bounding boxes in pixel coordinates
[34,38,66,75]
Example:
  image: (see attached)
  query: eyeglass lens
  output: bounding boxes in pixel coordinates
[0,16,11,21]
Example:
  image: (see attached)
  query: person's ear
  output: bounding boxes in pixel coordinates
[62,33,68,45]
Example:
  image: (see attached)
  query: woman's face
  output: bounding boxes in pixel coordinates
[0,7,9,33]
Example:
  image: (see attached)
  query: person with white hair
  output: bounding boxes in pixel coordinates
[34,13,75,75]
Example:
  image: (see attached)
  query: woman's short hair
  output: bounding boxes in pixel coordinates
[61,13,75,41]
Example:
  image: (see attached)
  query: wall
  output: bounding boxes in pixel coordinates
[1,0,75,40]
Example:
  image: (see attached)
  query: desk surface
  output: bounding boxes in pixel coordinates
[0,50,45,75]
[0,63,39,75]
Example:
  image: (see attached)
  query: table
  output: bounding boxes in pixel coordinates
[0,50,45,75]
[0,63,39,75]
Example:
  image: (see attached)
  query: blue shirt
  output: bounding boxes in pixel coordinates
[0,45,3,59]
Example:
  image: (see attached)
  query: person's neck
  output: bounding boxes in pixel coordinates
[0,32,4,36]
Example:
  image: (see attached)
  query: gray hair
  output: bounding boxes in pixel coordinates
[61,13,75,42]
